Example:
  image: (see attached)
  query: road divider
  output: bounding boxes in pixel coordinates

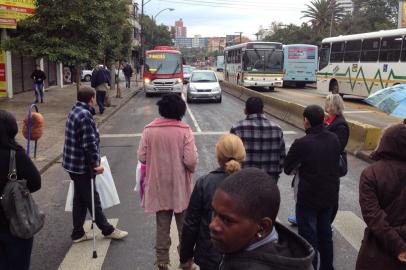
[220,81,382,153]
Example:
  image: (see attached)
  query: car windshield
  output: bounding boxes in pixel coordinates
[191,72,217,82]
[145,52,182,75]
[184,66,192,73]
[243,49,283,73]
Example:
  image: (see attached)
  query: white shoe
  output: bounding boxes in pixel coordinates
[72,233,92,243]
[105,228,128,240]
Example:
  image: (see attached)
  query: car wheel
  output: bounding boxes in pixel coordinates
[330,80,339,94]
[187,95,192,103]
[84,75,91,82]
[145,92,152,97]
[217,96,222,103]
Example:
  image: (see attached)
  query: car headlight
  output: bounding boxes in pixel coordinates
[213,86,221,92]
[189,85,197,92]
[176,78,182,84]
[144,78,151,84]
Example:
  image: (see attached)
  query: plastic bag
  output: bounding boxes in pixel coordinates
[65,156,120,211]
[134,161,146,199]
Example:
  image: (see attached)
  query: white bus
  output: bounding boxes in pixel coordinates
[224,42,284,90]
[317,28,406,97]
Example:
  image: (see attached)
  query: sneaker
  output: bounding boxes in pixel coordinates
[105,228,128,240]
[72,232,92,243]
[288,214,297,226]
[157,264,169,270]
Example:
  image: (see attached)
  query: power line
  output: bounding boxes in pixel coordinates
[158,0,301,10]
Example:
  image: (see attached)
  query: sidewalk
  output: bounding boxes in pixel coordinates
[0,80,141,173]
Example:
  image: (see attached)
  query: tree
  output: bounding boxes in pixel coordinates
[263,22,320,45]
[302,0,345,36]
[2,0,133,90]
[142,15,172,50]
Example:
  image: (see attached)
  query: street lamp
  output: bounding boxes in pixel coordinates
[152,8,175,22]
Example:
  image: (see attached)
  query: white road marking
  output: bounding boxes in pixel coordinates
[58,218,119,270]
[181,93,202,132]
[332,211,366,251]
[343,111,373,114]
[101,130,297,139]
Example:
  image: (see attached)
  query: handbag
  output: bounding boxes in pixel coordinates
[0,149,45,239]
[339,151,348,177]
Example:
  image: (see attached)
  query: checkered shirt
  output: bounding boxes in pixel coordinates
[230,113,286,177]
[62,101,100,174]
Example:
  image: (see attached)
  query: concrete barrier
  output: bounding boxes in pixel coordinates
[220,81,382,153]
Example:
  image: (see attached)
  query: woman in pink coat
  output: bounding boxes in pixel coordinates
[137,94,198,270]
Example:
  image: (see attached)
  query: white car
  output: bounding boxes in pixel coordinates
[186,70,222,103]
[81,69,93,82]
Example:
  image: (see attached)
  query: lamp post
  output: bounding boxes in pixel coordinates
[152,8,175,23]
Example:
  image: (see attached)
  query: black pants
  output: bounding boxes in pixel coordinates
[69,173,114,240]
[96,91,106,113]
[0,230,33,270]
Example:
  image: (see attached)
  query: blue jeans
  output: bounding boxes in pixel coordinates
[0,230,33,270]
[96,91,106,113]
[296,204,334,270]
[34,82,44,102]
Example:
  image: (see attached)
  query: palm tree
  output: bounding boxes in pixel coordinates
[302,0,345,35]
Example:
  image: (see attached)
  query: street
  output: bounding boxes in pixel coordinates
[30,87,369,270]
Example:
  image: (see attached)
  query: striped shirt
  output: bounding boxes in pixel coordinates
[230,113,286,178]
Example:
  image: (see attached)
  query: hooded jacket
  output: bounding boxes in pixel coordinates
[356,124,406,270]
[219,222,315,270]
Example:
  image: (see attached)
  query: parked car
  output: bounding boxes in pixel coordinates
[183,65,192,83]
[81,69,93,82]
[186,70,222,103]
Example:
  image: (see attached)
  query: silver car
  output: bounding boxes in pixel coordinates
[186,70,222,103]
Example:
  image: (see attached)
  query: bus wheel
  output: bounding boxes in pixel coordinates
[330,81,339,94]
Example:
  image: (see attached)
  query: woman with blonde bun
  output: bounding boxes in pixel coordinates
[179,134,246,270]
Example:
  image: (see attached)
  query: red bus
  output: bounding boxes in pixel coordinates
[144,46,184,97]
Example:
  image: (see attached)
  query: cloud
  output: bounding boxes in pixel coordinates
[140,0,311,39]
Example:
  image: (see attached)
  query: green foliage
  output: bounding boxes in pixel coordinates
[263,0,400,45]
[142,15,172,50]
[3,0,133,67]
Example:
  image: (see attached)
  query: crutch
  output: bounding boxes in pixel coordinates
[87,153,98,259]
[90,172,98,259]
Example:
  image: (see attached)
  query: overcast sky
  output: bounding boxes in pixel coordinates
[138,0,313,39]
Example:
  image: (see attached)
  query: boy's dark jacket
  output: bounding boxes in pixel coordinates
[219,222,315,270]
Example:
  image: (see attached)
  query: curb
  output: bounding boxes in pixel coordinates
[38,87,142,174]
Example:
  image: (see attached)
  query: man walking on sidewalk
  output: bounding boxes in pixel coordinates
[284,105,341,270]
[122,61,133,89]
[91,65,110,114]
[31,64,46,103]
[62,86,128,243]
[230,97,286,182]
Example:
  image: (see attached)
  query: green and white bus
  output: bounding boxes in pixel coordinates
[224,42,284,90]
[317,28,406,97]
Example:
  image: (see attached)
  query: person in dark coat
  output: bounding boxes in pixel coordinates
[356,124,406,270]
[209,168,315,270]
[179,134,246,270]
[324,94,349,224]
[284,105,341,270]
[122,62,133,89]
[91,65,110,114]
[31,64,46,103]
[0,110,42,270]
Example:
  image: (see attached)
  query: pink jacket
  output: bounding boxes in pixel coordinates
[137,118,198,213]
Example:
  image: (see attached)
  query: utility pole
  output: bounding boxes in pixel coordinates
[140,0,144,80]
[329,0,335,37]
[399,0,404,28]
[235,31,243,44]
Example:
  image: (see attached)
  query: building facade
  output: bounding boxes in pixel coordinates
[175,37,193,48]
[207,37,226,53]
[336,0,353,14]
[174,18,187,38]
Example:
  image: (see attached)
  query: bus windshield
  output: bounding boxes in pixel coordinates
[145,52,182,75]
[243,49,283,73]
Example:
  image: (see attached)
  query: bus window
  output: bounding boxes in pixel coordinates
[344,40,361,62]
[319,43,330,70]
[401,37,406,62]
[361,38,380,62]
[330,42,344,62]
[379,36,402,62]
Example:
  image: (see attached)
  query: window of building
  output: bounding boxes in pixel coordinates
[379,36,402,62]
[330,42,344,62]
[361,38,380,62]
[344,40,361,62]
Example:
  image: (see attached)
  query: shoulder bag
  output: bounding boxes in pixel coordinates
[0,149,45,239]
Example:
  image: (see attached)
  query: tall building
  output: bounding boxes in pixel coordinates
[336,0,353,14]
[174,18,187,38]
[207,37,226,53]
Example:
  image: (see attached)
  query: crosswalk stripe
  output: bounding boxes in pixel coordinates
[100,130,297,139]
[58,218,119,270]
[332,211,366,251]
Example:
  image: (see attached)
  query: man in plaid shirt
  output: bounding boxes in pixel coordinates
[63,86,127,243]
[230,97,286,181]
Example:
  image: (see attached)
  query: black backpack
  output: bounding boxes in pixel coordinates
[0,150,45,239]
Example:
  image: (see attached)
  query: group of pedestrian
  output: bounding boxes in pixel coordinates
[1,85,405,270]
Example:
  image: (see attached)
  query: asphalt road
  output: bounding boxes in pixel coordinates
[30,87,369,270]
